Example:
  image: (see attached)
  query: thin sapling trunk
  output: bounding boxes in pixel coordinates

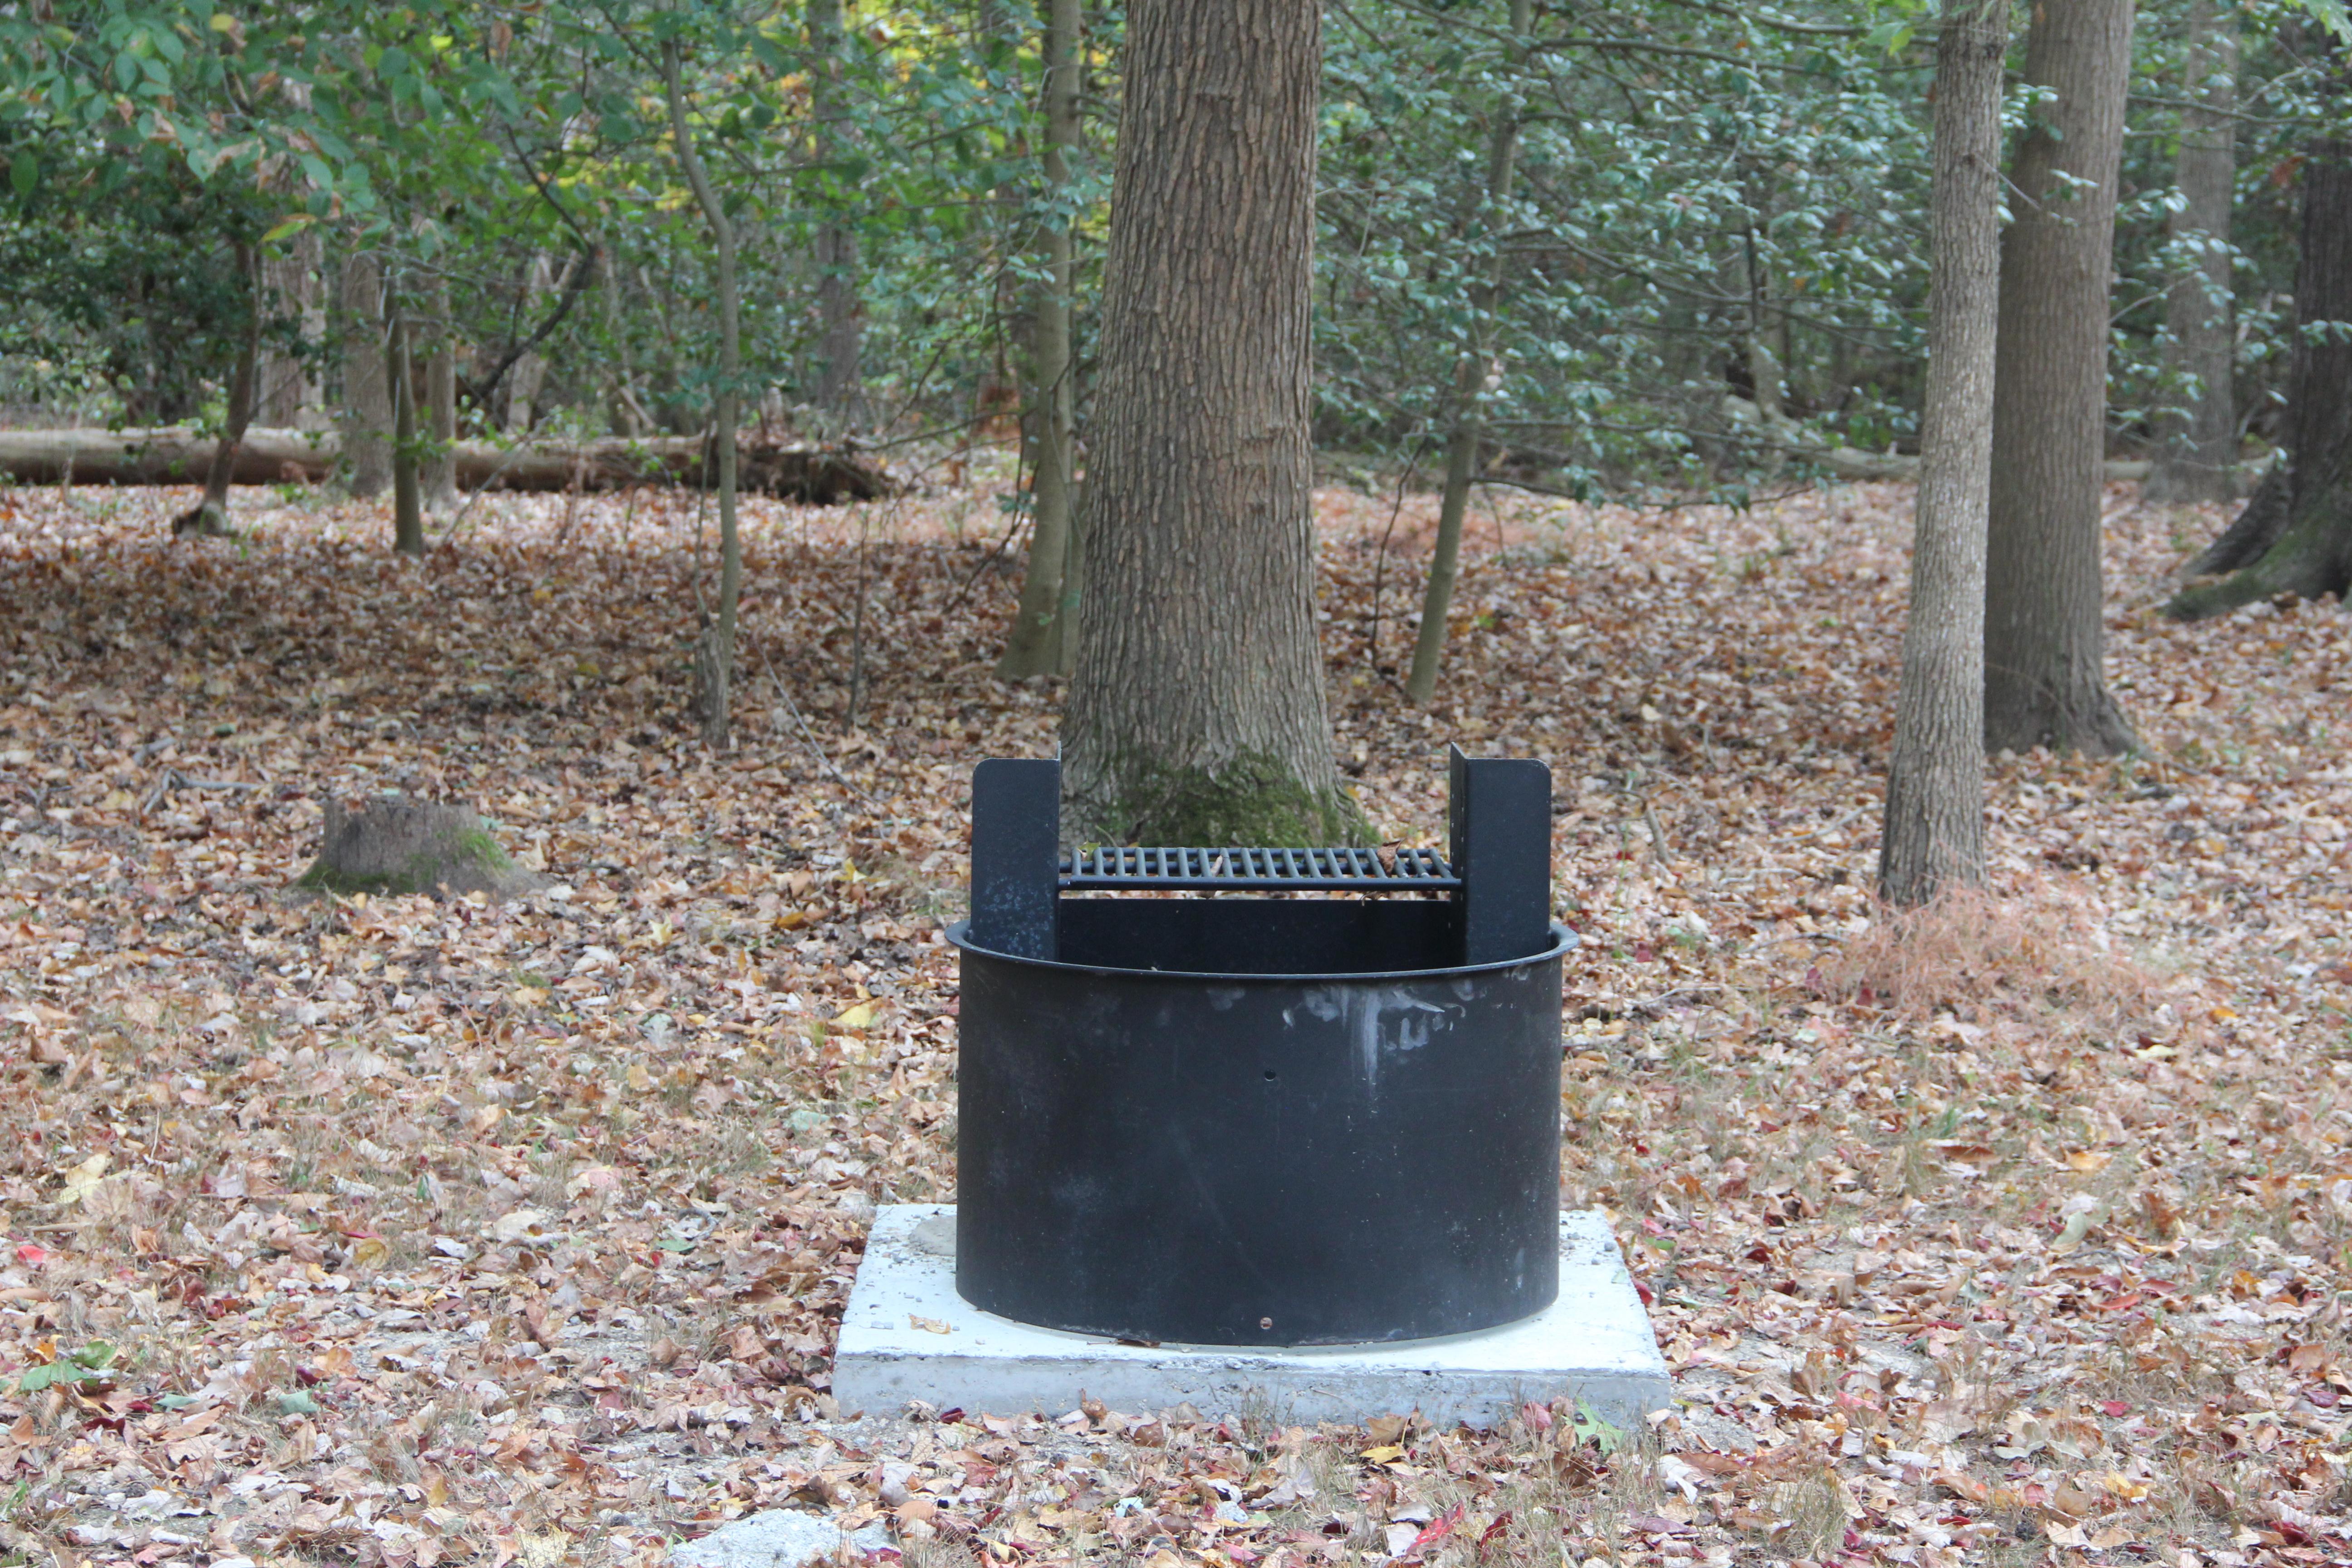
[663,38,743,749]
[1406,0,1530,706]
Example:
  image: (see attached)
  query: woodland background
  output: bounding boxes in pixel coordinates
[5,3,2352,1568]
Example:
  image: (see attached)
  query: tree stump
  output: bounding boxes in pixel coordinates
[295,797,539,901]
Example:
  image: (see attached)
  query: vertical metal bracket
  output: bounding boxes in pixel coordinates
[1448,744,1553,965]
[969,758,1061,960]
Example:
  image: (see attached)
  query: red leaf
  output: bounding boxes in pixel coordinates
[1407,1504,1465,1554]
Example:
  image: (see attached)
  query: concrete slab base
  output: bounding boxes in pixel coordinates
[833,1205,1670,1429]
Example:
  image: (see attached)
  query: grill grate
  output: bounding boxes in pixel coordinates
[1059,845,1459,892]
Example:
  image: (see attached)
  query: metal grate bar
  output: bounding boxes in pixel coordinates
[1059,845,1459,892]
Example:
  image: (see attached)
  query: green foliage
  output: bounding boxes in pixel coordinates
[2,0,2344,492]
[17,1341,113,1393]
[1572,1396,1625,1455]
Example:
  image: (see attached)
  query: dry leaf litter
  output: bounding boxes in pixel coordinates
[1,468,2348,1568]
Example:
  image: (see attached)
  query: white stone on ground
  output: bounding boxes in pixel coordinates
[666,1510,894,1568]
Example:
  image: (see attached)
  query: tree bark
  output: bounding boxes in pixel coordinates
[421,278,458,511]
[1406,0,1530,706]
[1982,0,2140,756]
[1061,0,1360,847]
[997,0,1085,681]
[390,299,425,557]
[665,39,744,750]
[808,0,866,432]
[339,249,393,498]
[1880,0,2008,907]
[2167,73,2352,619]
[507,253,554,433]
[257,225,323,428]
[2146,0,2239,504]
[172,241,262,539]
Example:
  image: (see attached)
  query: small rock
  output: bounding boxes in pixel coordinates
[667,1511,892,1568]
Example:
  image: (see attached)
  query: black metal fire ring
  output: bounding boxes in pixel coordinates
[949,747,1568,1348]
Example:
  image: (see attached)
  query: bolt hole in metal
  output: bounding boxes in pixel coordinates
[1263,1069,1278,1081]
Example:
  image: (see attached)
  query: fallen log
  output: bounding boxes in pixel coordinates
[1809,445,2152,485]
[0,426,889,504]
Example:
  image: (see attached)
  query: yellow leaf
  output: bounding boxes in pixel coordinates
[208,11,237,30]
[57,1152,109,1205]
[834,1000,880,1030]
[349,1236,390,1269]
[2065,1149,2111,1173]
[1361,1445,1404,1464]
[907,1315,952,1335]
[625,1063,655,1092]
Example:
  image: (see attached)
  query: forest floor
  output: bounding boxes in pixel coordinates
[0,465,2348,1568]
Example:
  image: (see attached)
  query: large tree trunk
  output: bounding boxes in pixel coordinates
[1982,0,2139,756]
[2146,0,2239,505]
[997,0,1085,681]
[2167,79,2352,619]
[665,39,744,750]
[420,279,458,511]
[172,241,262,539]
[1061,0,1360,847]
[1880,0,2008,907]
[1405,0,1530,706]
[808,0,866,433]
[339,250,393,498]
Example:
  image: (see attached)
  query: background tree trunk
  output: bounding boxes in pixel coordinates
[996,0,1084,681]
[257,226,323,429]
[1405,0,1530,706]
[666,39,744,749]
[1982,0,2139,756]
[507,253,554,434]
[2146,0,2239,505]
[173,242,262,539]
[808,0,866,432]
[599,251,648,437]
[2167,66,2352,619]
[1062,0,1361,847]
[421,279,458,511]
[1880,0,2008,907]
[390,299,424,558]
[339,250,393,498]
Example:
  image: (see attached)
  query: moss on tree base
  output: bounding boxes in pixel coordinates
[1096,751,1372,848]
